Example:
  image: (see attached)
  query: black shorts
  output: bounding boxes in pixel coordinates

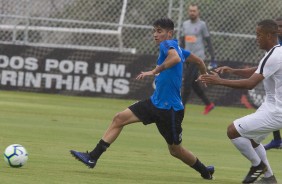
[128,99,184,145]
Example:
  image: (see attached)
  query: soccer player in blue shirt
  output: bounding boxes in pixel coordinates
[70,17,214,180]
[263,17,282,150]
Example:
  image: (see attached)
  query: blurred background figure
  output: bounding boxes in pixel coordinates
[181,3,216,114]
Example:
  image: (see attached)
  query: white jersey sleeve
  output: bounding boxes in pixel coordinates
[255,45,282,78]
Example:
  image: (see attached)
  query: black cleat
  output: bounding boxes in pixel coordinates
[242,161,267,183]
[70,150,96,168]
[254,175,277,184]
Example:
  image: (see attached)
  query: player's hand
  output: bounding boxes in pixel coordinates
[136,71,154,80]
[199,71,221,85]
[215,66,233,74]
[196,75,208,88]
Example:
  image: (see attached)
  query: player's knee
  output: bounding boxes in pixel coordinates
[112,112,125,127]
[169,148,178,158]
[250,139,260,148]
[227,123,238,139]
[168,145,181,158]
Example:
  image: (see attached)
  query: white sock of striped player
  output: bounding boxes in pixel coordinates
[254,144,273,178]
[231,137,261,166]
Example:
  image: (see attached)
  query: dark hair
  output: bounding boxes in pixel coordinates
[257,19,278,34]
[153,17,174,30]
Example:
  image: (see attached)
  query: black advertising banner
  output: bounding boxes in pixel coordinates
[0,44,263,107]
[0,44,156,100]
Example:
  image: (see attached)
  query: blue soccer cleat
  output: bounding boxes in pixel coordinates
[202,165,215,180]
[263,139,282,150]
[70,150,96,168]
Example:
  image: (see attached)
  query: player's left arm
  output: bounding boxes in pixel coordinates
[200,71,264,90]
[136,48,180,80]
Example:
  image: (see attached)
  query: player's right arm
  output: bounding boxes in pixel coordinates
[136,48,180,80]
[215,66,257,78]
[152,48,181,74]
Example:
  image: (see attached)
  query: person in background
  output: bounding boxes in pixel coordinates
[70,17,215,181]
[263,16,282,150]
[181,3,216,115]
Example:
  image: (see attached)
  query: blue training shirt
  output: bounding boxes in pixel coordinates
[150,39,190,111]
[181,48,191,60]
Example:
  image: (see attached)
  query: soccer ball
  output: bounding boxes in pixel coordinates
[4,144,28,168]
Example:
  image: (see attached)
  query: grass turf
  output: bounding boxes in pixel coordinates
[0,90,281,184]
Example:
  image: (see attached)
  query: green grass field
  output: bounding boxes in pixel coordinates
[0,90,281,184]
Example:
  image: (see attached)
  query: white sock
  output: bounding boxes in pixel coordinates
[254,144,273,178]
[231,137,261,166]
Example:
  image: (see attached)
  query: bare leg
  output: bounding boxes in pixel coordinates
[167,144,213,179]
[168,144,196,166]
[102,108,140,144]
[88,108,140,161]
[70,108,141,168]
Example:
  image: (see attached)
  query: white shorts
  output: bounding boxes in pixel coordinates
[234,104,282,144]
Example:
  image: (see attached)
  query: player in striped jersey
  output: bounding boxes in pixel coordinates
[199,19,281,183]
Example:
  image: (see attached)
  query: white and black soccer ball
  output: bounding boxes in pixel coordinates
[4,144,28,168]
